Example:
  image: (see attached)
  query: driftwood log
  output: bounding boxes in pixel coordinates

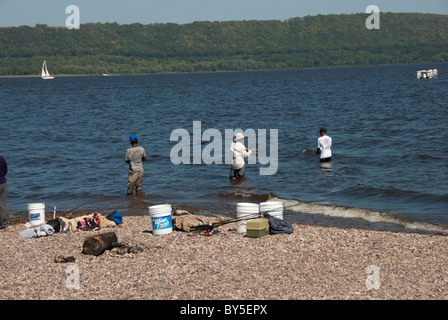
[82,232,118,256]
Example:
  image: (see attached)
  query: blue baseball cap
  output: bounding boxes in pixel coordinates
[129,135,138,142]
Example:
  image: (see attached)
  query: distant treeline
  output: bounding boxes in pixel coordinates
[1,12,447,76]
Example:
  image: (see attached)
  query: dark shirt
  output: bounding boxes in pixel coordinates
[0,156,7,184]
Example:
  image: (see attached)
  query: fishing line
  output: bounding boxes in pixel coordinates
[23,151,146,219]
[43,199,96,216]
[66,199,98,215]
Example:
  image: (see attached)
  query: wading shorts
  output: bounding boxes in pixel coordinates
[127,170,144,195]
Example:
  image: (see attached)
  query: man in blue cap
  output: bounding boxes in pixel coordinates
[125,135,147,195]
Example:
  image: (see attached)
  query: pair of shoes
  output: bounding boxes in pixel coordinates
[0,225,9,230]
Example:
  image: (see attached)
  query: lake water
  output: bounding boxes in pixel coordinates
[1,63,447,234]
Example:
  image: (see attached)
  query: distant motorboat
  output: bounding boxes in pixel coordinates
[41,60,54,79]
[417,68,437,79]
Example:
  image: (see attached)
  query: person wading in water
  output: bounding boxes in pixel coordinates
[125,135,147,195]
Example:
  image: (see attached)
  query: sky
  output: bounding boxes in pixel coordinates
[0,0,447,27]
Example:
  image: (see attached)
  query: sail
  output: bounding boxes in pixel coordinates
[41,61,47,77]
[44,63,50,77]
[41,60,54,79]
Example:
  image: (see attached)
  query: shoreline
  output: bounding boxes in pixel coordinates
[1,213,447,300]
[0,61,443,79]
[0,74,115,78]
[7,202,448,237]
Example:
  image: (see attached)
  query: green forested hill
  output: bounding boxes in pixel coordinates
[1,13,447,76]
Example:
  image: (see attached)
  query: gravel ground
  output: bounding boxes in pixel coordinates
[0,214,447,300]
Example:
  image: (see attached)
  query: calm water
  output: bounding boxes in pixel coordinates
[1,63,447,234]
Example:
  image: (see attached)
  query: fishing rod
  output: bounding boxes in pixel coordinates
[189,199,305,236]
[65,199,98,215]
[42,199,96,217]
[189,211,263,236]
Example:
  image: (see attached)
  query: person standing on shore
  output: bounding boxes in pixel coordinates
[230,133,256,180]
[0,155,9,229]
[316,128,332,162]
[125,135,147,195]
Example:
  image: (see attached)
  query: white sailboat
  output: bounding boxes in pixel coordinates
[41,60,54,79]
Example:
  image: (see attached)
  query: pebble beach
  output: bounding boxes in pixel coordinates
[1,213,447,301]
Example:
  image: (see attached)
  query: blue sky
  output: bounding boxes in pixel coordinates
[0,0,447,27]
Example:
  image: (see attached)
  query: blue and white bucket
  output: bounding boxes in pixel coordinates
[149,204,173,235]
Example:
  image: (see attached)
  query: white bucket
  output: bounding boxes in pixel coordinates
[27,203,46,226]
[236,202,260,233]
[149,204,173,235]
[260,201,284,220]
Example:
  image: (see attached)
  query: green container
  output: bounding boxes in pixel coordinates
[246,228,270,238]
[246,218,269,238]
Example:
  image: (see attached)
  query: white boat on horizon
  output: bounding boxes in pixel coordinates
[417,68,437,79]
[41,60,54,79]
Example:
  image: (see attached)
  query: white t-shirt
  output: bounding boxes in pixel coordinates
[317,135,332,159]
[125,146,146,172]
[230,140,252,169]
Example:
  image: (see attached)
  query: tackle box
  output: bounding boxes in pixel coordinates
[246,218,270,238]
